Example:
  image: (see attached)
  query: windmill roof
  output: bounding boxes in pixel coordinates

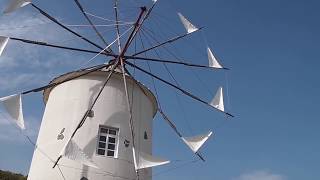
[43,67,158,117]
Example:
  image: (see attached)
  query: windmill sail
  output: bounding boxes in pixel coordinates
[134,150,170,170]
[0,36,9,56]
[3,0,32,14]
[210,87,225,112]
[207,47,223,69]
[0,94,25,129]
[178,13,199,34]
[60,139,99,169]
[182,131,213,153]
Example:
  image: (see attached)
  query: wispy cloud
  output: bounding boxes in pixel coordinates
[0,10,89,92]
[232,170,286,180]
[0,73,49,92]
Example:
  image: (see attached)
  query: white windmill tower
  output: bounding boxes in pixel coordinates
[27,67,161,180]
[0,0,233,180]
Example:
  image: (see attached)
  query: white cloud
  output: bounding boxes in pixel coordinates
[0,10,70,67]
[0,10,90,92]
[233,170,286,180]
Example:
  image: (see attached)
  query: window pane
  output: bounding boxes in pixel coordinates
[97,126,119,158]
[108,137,115,143]
[108,144,115,150]
[99,136,106,142]
[97,149,105,155]
[100,128,108,134]
[99,142,106,148]
[107,151,114,157]
[109,129,117,135]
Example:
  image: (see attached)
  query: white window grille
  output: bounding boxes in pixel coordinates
[97,126,119,158]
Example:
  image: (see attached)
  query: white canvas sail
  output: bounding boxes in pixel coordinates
[210,87,225,112]
[60,139,99,169]
[177,12,199,34]
[0,36,9,56]
[182,131,213,153]
[3,0,32,14]
[207,47,223,69]
[134,150,170,170]
[0,94,25,129]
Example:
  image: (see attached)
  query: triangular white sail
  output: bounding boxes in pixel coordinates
[207,47,223,69]
[177,12,199,34]
[60,139,99,169]
[0,36,9,56]
[210,87,225,112]
[134,150,170,170]
[3,0,32,14]
[0,94,25,129]
[182,131,213,153]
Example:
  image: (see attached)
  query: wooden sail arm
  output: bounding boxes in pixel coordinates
[125,56,230,70]
[73,0,114,53]
[131,28,203,57]
[127,1,157,46]
[158,109,206,161]
[125,61,234,117]
[8,37,230,71]
[9,37,117,57]
[30,3,110,54]
[114,0,122,53]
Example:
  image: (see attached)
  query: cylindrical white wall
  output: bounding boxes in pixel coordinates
[28,70,157,180]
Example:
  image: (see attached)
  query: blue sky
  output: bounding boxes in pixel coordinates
[0,0,319,180]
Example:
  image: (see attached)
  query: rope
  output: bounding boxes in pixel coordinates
[140,28,194,134]
[73,0,113,52]
[65,23,133,27]
[31,3,109,53]
[149,12,216,98]
[57,165,66,180]
[80,26,133,67]
[143,15,233,119]
[84,11,134,23]
[0,21,53,31]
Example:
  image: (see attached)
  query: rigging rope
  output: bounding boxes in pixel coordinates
[80,26,134,67]
[73,0,113,53]
[141,26,214,97]
[140,28,194,134]
[137,30,162,110]
[31,3,109,53]
[134,32,206,160]
[65,23,133,27]
[57,165,67,180]
[84,11,134,24]
[150,11,216,97]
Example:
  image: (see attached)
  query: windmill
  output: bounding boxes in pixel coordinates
[0,0,233,179]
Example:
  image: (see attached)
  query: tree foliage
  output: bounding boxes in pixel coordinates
[0,170,27,180]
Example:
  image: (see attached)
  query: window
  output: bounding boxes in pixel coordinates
[97,126,119,158]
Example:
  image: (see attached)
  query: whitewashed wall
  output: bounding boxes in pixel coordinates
[28,70,157,180]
